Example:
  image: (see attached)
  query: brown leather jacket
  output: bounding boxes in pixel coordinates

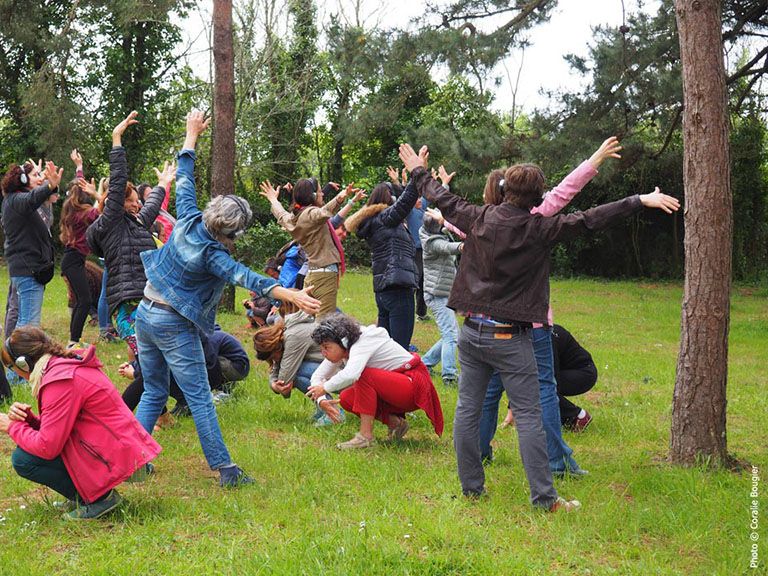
[411,167,642,324]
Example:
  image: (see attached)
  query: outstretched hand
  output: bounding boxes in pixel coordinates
[318,398,342,423]
[70,149,83,167]
[154,160,176,189]
[259,180,280,202]
[113,111,139,145]
[386,165,400,185]
[438,165,455,185]
[588,136,622,169]
[78,177,98,197]
[272,284,322,316]
[43,160,64,190]
[639,187,680,214]
[399,143,428,172]
[186,109,210,137]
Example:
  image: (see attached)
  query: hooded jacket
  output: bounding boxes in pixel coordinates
[1,183,56,277]
[419,226,462,298]
[8,347,161,503]
[345,179,420,293]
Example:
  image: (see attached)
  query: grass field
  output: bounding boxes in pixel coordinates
[0,268,765,575]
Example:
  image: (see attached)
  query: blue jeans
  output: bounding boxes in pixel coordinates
[97,265,111,331]
[374,288,415,350]
[293,360,321,394]
[134,301,232,470]
[10,276,44,328]
[421,294,458,379]
[479,327,583,474]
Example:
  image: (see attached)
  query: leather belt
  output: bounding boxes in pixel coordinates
[141,297,176,313]
[464,317,530,334]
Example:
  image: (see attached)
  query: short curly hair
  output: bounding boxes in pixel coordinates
[311,313,362,350]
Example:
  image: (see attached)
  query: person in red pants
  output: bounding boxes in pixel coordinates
[306,313,443,449]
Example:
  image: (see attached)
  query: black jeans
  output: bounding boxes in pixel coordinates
[61,249,91,342]
[375,288,415,350]
[557,365,598,423]
[122,373,168,415]
[414,249,427,318]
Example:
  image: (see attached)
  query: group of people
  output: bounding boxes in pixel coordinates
[0,107,679,520]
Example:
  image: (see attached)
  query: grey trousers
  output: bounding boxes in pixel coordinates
[454,322,558,508]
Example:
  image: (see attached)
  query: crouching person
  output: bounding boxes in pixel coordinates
[0,327,161,520]
[307,313,444,449]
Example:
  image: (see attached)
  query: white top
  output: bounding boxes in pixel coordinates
[310,325,414,393]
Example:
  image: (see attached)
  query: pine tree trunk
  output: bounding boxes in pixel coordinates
[212,0,236,311]
[670,0,733,466]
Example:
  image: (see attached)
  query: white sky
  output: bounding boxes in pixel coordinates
[177,0,661,113]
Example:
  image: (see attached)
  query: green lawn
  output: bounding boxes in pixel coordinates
[0,268,765,575]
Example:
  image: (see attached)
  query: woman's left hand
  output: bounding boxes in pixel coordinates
[290,286,321,316]
[306,384,327,402]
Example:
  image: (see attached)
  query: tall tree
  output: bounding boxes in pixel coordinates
[212,0,236,311]
[670,0,733,466]
[212,0,236,198]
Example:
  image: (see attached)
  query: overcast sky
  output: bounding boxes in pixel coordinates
[177,0,661,113]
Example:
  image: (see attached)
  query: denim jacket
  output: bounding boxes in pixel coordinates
[140,149,278,334]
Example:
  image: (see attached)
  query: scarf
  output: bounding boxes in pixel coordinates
[327,220,346,275]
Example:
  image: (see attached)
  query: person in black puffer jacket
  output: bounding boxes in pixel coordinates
[86,111,175,359]
[345,176,419,349]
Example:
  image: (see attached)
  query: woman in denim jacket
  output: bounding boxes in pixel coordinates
[134,110,320,487]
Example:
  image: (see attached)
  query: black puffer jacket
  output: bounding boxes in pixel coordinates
[86,147,164,314]
[346,179,419,293]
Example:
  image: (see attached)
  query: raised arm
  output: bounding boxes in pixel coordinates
[137,161,175,228]
[539,187,680,245]
[175,110,210,220]
[400,143,484,232]
[103,111,138,223]
[534,136,621,217]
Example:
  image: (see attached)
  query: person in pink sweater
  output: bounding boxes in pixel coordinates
[0,326,161,520]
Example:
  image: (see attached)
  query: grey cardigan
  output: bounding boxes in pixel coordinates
[269,311,325,385]
[419,226,462,299]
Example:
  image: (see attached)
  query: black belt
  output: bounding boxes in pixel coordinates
[464,317,531,334]
[141,297,176,313]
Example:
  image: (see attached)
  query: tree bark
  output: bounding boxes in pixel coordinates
[212,0,236,198]
[212,0,236,311]
[671,0,733,466]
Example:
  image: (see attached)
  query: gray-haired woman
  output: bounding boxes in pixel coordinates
[134,110,320,487]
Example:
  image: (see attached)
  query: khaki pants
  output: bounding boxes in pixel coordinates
[305,270,339,319]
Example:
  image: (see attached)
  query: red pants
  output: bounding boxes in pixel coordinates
[339,367,420,425]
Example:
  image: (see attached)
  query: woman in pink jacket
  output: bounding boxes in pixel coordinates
[0,326,161,520]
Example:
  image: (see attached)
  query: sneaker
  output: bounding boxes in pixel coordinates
[570,410,593,433]
[549,496,581,512]
[336,432,375,450]
[126,462,155,483]
[314,408,346,427]
[64,490,122,520]
[387,418,409,441]
[170,403,191,418]
[212,390,231,404]
[552,467,589,479]
[408,344,419,353]
[52,499,79,512]
[219,465,255,488]
[416,315,431,322]
[442,376,458,387]
[98,329,119,343]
